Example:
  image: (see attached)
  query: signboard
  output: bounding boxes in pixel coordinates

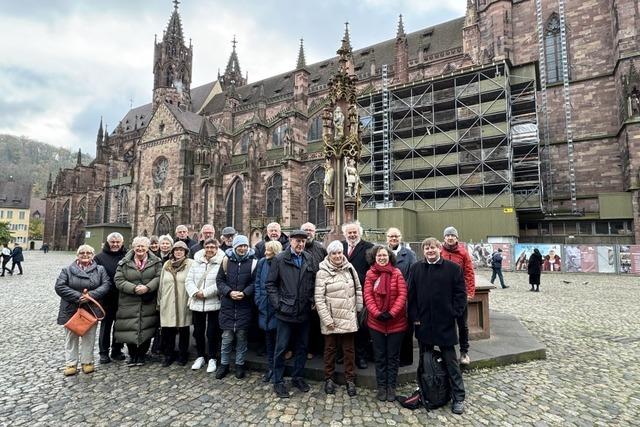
[513,244,561,272]
[596,246,616,273]
[619,245,640,274]
[467,243,493,269]
[564,245,597,273]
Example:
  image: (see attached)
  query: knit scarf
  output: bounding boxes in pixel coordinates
[370,262,395,312]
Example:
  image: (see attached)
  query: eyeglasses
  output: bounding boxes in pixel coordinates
[387,235,400,238]
[78,251,93,255]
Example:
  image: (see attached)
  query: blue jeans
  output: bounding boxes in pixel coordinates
[220,329,248,366]
[490,267,506,288]
[273,319,310,384]
[265,329,277,372]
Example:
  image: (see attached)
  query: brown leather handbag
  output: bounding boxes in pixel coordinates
[64,290,106,336]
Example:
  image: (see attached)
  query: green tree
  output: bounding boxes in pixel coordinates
[29,218,44,240]
[0,221,13,245]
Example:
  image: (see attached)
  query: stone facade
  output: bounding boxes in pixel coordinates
[45,1,640,249]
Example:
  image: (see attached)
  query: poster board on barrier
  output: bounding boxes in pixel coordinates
[564,245,597,273]
[618,245,640,274]
[513,244,561,272]
[596,246,616,273]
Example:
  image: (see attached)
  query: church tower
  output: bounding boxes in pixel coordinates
[219,37,247,90]
[153,0,193,110]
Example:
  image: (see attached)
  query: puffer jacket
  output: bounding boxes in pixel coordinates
[266,249,316,323]
[114,250,162,345]
[157,258,194,328]
[363,264,408,335]
[55,261,111,325]
[216,249,257,331]
[441,243,476,298]
[254,257,277,331]
[314,256,363,335]
[185,248,225,312]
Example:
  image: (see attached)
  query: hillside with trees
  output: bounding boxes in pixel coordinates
[0,135,93,197]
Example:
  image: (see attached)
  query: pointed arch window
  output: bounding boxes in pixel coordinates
[117,188,129,223]
[78,197,87,221]
[237,133,250,154]
[271,124,288,147]
[544,13,564,84]
[202,184,210,223]
[266,173,283,219]
[307,168,327,227]
[155,214,172,236]
[61,200,70,237]
[94,196,103,224]
[226,179,244,233]
[307,116,322,141]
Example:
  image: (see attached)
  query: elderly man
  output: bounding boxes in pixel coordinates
[189,224,216,257]
[266,230,317,398]
[94,232,127,363]
[342,220,374,369]
[255,222,290,259]
[440,226,475,366]
[175,224,196,250]
[219,226,237,252]
[408,237,467,415]
[301,222,327,358]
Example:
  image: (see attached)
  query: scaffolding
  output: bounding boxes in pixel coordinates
[357,61,542,212]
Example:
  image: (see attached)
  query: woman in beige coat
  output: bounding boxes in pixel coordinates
[157,241,194,367]
[315,240,363,397]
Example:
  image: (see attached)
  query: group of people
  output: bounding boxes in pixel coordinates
[55,221,476,415]
[1,242,23,276]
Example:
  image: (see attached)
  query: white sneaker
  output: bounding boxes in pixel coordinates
[206,358,217,373]
[191,357,205,370]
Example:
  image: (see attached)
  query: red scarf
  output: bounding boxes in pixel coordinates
[370,262,395,312]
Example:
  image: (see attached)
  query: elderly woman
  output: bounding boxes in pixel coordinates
[157,241,193,367]
[55,244,111,376]
[364,245,408,402]
[149,236,160,258]
[254,240,283,383]
[158,235,174,263]
[186,238,225,373]
[114,236,163,366]
[315,240,363,397]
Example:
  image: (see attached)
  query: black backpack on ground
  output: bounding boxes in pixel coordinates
[418,349,451,410]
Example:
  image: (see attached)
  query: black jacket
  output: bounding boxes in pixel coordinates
[216,250,257,330]
[55,261,111,325]
[408,258,467,347]
[392,244,417,279]
[491,251,503,269]
[343,240,374,286]
[11,246,24,263]
[255,233,290,259]
[189,240,205,259]
[528,251,543,275]
[305,239,327,268]
[265,249,316,323]
[94,243,127,308]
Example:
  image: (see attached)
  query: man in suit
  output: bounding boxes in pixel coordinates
[342,221,374,369]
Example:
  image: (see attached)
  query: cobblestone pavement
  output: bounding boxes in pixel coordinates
[1,252,639,426]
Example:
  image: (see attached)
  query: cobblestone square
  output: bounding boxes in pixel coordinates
[1,252,638,426]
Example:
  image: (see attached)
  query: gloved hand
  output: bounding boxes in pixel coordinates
[377,311,392,321]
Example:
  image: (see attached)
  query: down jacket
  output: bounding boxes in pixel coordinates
[254,257,278,331]
[55,261,111,325]
[185,248,225,312]
[314,256,363,335]
[363,264,408,335]
[441,243,476,298]
[114,251,162,345]
[157,258,193,328]
[216,249,257,331]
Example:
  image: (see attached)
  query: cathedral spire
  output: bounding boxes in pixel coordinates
[341,22,352,53]
[96,117,104,143]
[77,149,82,167]
[296,38,306,69]
[164,0,184,43]
[337,23,354,76]
[465,0,478,26]
[396,14,406,38]
[220,35,246,89]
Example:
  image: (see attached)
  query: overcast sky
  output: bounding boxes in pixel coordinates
[0,0,466,156]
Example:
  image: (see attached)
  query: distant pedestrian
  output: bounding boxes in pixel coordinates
[55,244,111,376]
[42,242,50,254]
[10,242,24,275]
[1,243,11,276]
[528,248,543,292]
[490,248,508,289]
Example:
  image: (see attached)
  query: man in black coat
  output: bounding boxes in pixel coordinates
[342,221,374,369]
[174,224,196,250]
[188,224,215,257]
[255,222,290,259]
[266,230,317,398]
[10,243,24,275]
[408,237,467,415]
[93,232,127,363]
[301,222,327,357]
[219,226,237,252]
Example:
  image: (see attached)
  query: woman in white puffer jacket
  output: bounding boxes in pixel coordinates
[185,238,225,373]
[314,240,363,397]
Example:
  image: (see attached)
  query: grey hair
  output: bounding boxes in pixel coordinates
[76,244,95,255]
[158,234,174,245]
[175,224,188,233]
[326,240,343,254]
[106,232,124,242]
[266,222,281,231]
[132,236,150,248]
[341,220,363,236]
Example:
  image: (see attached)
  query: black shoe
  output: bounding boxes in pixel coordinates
[161,356,174,367]
[386,387,396,402]
[291,377,310,392]
[324,379,336,394]
[530,286,535,291]
[502,285,509,289]
[176,357,188,367]
[452,400,465,415]
[99,354,111,364]
[262,370,273,383]
[356,358,368,369]
[136,356,146,366]
[376,387,387,401]
[110,352,126,361]
[235,364,245,379]
[274,383,289,398]
[346,381,357,397]
[215,364,229,379]
[126,356,138,367]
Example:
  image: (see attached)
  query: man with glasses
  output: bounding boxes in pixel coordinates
[174,224,196,250]
[219,226,237,252]
[386,227,416,278]
[255,222,290,260]
[189,224,216,257]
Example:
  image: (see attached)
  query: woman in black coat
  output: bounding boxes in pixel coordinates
[528,248,543,292]
[55,244,111,376]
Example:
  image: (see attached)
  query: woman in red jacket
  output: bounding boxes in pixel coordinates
[363,245,408,403]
